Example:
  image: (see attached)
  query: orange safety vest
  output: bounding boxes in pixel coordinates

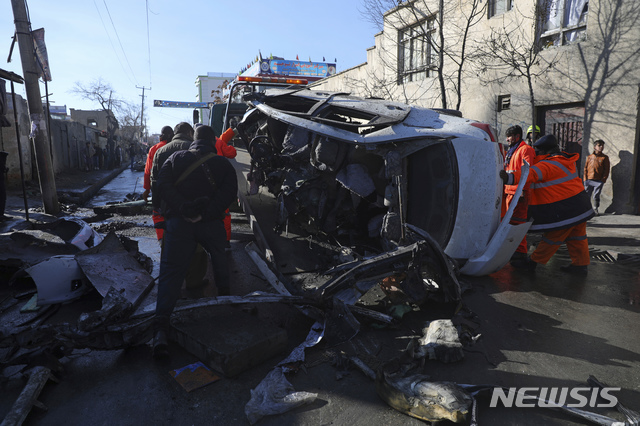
[510,152,594,231]
[504,141,535,195]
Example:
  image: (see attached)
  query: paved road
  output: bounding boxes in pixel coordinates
[1,151,639,425]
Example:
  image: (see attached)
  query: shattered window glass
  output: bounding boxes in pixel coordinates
[398,18,436,84]
[539,0,588,47]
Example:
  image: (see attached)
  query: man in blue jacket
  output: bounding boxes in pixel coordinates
[152,124,238,357]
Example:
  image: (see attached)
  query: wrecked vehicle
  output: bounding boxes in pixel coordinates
[236,88,531,277]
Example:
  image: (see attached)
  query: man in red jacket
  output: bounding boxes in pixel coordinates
[503,125,535,266]
[142,126,173,240]
[501,134,595,275]
[215,128,237,248]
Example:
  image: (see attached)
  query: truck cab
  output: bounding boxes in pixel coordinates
[209,75,308,137]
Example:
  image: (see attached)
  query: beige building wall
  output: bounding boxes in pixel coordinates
[0,93,33,185]
[195,72,236,126]
[312,0,640,213]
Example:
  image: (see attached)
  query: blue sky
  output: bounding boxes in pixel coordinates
[1,0,377,135]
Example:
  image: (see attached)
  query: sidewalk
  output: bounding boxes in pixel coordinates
[3,165,128,216]
[585,213,640,256]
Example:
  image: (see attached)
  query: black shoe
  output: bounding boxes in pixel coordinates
[510,252,528,265]
[224,241,232,252]
[560,264,588,275]
[152,329,169,359]
[184,284,205,298]
[512,257,537,273]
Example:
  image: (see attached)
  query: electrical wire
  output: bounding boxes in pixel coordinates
[102,0,139,86]
[93,0,136,85]
[145,0,152,88]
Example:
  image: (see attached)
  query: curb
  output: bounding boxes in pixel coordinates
[61,165,129,206]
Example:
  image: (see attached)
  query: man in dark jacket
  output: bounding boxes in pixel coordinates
[152,125,238,356]
[150,122,194,193]
[150,122,209,294]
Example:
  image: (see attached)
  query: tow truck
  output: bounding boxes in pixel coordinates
[209,57,336,137]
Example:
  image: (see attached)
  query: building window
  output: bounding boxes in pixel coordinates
[498,95,511,112]
[488,0,513,18]
[540,0,588,47]
[398,18,437,84]
[87,119,98,127]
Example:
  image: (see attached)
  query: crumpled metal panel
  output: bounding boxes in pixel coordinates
[459,162,532,276]
[75,232,155,310]
[25,255,91,306]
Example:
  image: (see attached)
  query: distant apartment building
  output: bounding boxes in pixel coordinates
[312,0,640,214]
[69,108,116,133]
[195,72,236,126]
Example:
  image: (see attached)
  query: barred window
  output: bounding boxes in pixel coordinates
[398,18,437,84]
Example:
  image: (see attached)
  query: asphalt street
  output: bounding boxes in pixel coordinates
[0,152,638,425]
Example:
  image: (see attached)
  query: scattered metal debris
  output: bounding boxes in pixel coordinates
[93,199,149,216]
[376,372,473,423]
[28,217,103,250]
[407,319,464,364]
[244,366,318,425]
[75,232,154,310]
[588,375,640,425]
[1,366,59,426]
[24,255,91,306]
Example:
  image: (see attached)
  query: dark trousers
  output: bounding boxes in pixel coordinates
[155,216,228,326]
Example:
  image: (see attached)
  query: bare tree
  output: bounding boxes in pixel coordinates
[472,0,560,139]
[71,78,123,112]
[211,79,232,104]
[357,0,485,109]
[566,0,640,211]
[117,100,144,145]
[72,78,140,168]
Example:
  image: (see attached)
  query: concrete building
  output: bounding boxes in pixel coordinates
[47,105,69,121]
[195,72,236,126]
[311,0,640,214]
[69,108,115,132]
[0,93,33,184]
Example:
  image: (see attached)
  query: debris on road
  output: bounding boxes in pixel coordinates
[408,319,464,364]
[588,375,640,425]
[92,199,149,216]
[244,366,318,425]
[1,366,59,426]
[75,232,154,310]
[169,361,220,392]
[376,372,473,423]
[24,255,91,306]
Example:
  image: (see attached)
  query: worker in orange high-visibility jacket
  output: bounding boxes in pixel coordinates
[215,128,237,248]
[502,125,535,265]
[501,134,595,275]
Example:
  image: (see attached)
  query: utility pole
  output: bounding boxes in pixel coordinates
[136,85,150,144]
[10,0,59,214]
